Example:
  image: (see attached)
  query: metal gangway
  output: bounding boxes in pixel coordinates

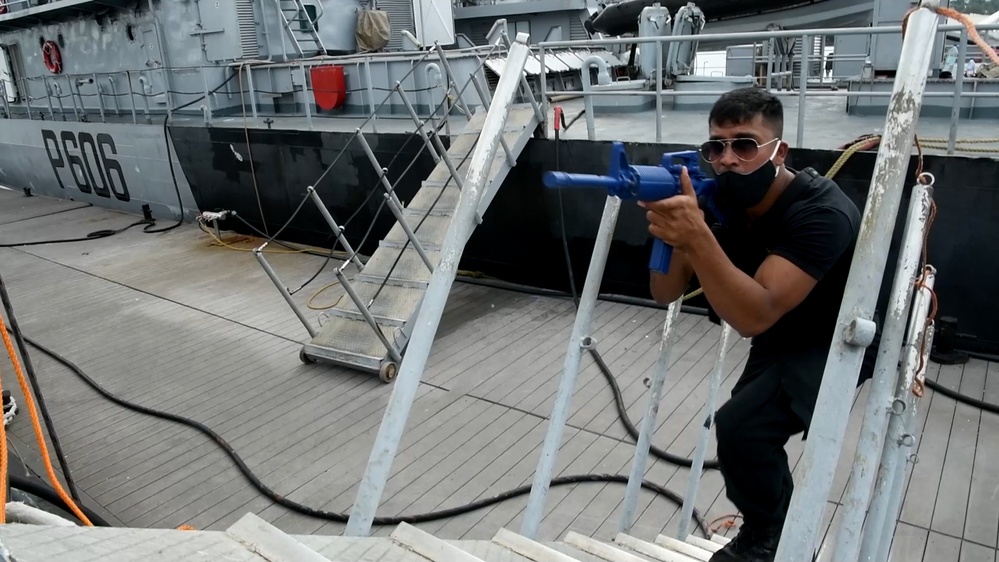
[255,29,542,383]
[514,4,945,562]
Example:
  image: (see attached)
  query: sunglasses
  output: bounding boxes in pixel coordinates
[699,137,780,163]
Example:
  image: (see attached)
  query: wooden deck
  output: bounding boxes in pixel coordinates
[0,188,996,561]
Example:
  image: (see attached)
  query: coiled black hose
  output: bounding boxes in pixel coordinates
[14,330,711,535]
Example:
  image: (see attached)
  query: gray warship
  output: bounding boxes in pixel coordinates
[1,0,998,376]
[2,2,999,561]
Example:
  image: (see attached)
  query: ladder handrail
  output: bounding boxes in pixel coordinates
[775,5,941,560]
[344,31,538,537]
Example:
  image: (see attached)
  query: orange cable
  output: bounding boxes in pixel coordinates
[0,314,92,525]
[902,6,999,65]
[0,364,7,524]
[933,6,999,66]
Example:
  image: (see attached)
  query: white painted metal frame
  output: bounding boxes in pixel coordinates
[774,4,942,560]
[344,31,536,537]
[830,182,935,562]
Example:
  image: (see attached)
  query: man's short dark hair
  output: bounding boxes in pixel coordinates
[709,87,784,138]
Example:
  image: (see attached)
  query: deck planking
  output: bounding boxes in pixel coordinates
[0,188,996,561]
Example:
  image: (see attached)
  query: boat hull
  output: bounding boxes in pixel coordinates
[0,119,198,223]
[166,127,999,355]
[2,120,997,355]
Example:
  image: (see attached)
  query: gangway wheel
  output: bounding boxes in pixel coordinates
[379,360,398,384]
[299,349,316,364]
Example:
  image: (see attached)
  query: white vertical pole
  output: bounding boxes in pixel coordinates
[677,323,734,540]
[830,183,934,562]
[866,268,936,562]
[520,194,622,539]
[619,300,684,533]
[773,6,940,561]
[343,32,534,537]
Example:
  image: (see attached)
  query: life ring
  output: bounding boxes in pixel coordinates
[0,0,7,15]
[42,40,62,74]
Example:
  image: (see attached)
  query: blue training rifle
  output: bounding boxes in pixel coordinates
[543,141,722,274]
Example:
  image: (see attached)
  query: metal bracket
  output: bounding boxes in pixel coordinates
[844,317,878,347]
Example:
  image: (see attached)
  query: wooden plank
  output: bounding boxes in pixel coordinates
[3,201,998,560]
[888,522,928,562]
[931,359,988,538]
[0,189,91,225]
[899,362,965,528]
[964,360,999,549]
[959,541,997,562]
[922,531,962,562]
[226,512,331,562]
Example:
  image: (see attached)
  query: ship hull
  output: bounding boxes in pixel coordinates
[2,120,997,355]
[0,119,199,224]
[165,127,999,355]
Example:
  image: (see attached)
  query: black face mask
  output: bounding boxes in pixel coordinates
[714,158,780,213]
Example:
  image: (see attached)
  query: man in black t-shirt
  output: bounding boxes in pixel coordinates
[641,87,867,562]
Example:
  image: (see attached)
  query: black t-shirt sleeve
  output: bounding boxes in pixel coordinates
[769,205,855,281]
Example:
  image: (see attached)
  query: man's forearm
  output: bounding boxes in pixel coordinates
[684,225,774,337]
[649,251,692,305]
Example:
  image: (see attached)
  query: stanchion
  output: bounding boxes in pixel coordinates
[774,5,940,561]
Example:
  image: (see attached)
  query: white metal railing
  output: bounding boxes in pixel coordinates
[0,42,509,131]
[536,21,999,155]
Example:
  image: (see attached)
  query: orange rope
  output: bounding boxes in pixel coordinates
[0,366,7,523]
[0,314,92,525]
[902,5,999,66]
[934,6,999,66]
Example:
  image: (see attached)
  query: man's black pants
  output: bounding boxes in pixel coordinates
[714,351,809,531]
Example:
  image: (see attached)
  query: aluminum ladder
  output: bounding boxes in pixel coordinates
[274,0,326,57]
[300,38,541,383]
[2,509,738,562]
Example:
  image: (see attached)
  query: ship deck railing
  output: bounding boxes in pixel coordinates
[2,21,998,156]
[534,21,999,154]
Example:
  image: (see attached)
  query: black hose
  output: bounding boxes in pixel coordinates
[551,125,721,471]
[590,348,721,469]
[0,219,155,248]
[8,474,111,527]
[961,349,999,363]
[924,378,999,415]
[12,329,710,535]
[0,269,81,502]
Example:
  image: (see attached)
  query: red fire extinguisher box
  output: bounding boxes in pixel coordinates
[311,65,346,111]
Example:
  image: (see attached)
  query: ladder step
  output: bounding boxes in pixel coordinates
[308,315,396,363]
[653,535,712,562]
[426,126,530,186]
[684,536,722,554]
[709,534,731,546]
[613,534,701,562]
[407,183,461,214]
[565,532,647,562]
[355,244,438,287]
[383,211,452,251]
[328,280,426,326]
[391,522,486,562]
[492,528,583,562]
